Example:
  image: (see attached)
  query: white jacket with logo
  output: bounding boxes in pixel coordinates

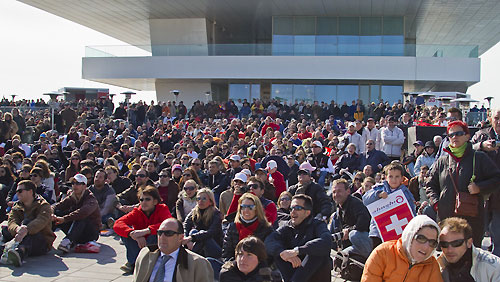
[380,126,405,158]
[438,245,500,282]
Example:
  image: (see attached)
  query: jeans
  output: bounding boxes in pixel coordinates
[344,230,372,258]
[122,235,157,264]
[1,226,49,257]
[189,229,222,259]
[274,254,330,282]
[490,210,500,257]
[317,171,328,188]
[55,217,99,244]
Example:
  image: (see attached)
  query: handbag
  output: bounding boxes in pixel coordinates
[449,152,479,217]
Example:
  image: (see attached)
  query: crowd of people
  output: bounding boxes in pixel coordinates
[0,96,500,281]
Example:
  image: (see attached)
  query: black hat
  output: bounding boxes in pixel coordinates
[424,141,435,149]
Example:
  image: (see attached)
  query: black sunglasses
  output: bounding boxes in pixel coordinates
[157,230,182,237]
[414,234,438,248]
[240,204,256,210]
[448,131,466,138]
[184,186,196,191]
[291,205,307,211]
[439,238,466,249]
[248,183,260,190]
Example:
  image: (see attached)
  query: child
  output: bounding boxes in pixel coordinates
[362,162,416,248]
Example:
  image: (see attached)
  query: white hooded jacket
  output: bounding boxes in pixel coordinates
[401,215,441,265]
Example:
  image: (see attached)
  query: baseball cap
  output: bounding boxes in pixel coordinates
[424,141,435,148]
[229,155,241,161]
[171,164,182,172]
[367,118,375,122]
[266,160,277,170]
[413,140,424,147]
[71,174,87,185]
[348,122,356,127]
[234,172,247,183]
[312,141,323,148]
[298,162,316,174]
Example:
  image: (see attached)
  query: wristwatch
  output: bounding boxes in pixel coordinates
[293,247,300,256]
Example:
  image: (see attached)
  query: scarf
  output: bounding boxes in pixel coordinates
[448,142,467,158]
[236,217,260,240]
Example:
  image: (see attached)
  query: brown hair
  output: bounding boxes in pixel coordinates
[439,217,473,239]
[332,178,349,190]
[384,162,404,176]
[139,185,162,203]
[235,236,268,263]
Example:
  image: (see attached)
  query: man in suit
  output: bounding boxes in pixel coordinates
[133,218,213,282]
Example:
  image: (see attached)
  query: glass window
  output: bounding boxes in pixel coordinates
[382,35,404,56]
[339,17,359,35]
[294,17,315,35]
[274,17,293,35]
[370,85,381,102]
[250,84,261,100]
[337,85,358,105]
[272,84,293,103]
[294,35,315,55]
[359,85,370,105]
[293,85,315,102]
[317,17,337,35]
[316,35,337,55]
[229,84,250,101]
[383,17,404,35]
[360,36,382,56]
[338,36,359,55]
[381,85,403,105]
[361,17,382,35]
[272,35,294,55]
[315,85,337,103]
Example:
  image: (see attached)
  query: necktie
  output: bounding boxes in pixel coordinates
[153,255,171,282]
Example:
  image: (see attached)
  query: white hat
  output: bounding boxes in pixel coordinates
[241,169,252,177]
[229,155,241,161]
[312,140,323,148]
[234,172,247,183]
[348,122,356,127]
[72,174,87,185]
[266,160,277,170]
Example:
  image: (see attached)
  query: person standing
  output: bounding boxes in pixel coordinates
[380,116,405,161]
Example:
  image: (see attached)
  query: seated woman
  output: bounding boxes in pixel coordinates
[361,215,443,282]
[222,193,273,262]
[113,186,172,274]
[274,191,292,229]
[220,236,280,282]
[183,188,223,259]
[175,179,198,222]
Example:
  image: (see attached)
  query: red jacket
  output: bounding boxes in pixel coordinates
[261,123,280,136]
[269,171,286,199]
[113,203,172,238]
[227,194,277,224]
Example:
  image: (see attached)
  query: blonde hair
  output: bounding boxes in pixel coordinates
[190,188,219,226]
[234,193,270,227]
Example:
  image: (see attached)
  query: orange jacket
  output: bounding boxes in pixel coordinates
[361,238,443,282]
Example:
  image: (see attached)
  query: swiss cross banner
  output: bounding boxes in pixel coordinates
[366,190,414,242]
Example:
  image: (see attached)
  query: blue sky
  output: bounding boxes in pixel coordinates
[1,0,498,107]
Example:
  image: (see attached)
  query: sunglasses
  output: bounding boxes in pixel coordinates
[159,175,169,178]
[291,205,307,211]
[248,183,260,190]
[439,238,466,249]
[414,234,438,248]
[182,158,189,160]
[240,204,256,210]
[71,182,85,186]
[136,174,147,178]
[157,230,182,237]
[183,174,192,177]
[448,131,466,138]
[196,196,207,201]
[71,158,80,160]
[280,197,291,202]
[184,186,196,191]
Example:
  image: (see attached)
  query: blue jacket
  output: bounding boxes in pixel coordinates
[362,181,416,238]
[358,149,391,174]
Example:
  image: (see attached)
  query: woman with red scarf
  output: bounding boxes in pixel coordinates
[222,192,273,262]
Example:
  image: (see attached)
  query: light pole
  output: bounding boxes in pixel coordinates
[485,96,494,110]
[205,91,211,103]
[43,92,63,130]
[170,90,180,103]
[11,94,17,102]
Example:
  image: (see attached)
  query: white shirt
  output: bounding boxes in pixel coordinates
[149,248,180,282]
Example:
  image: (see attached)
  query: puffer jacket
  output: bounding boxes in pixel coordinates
[438,245,500,282]
[361,215,443,282]
[222,220,273,262]
[113,203,172,238]
[184,208,223,246]
[380,126,405,157]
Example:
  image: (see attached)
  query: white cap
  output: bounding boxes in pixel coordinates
[234,172,247,183]
[348,122,356,127]
[241,169,252,177]
[266,160,278,170]
[312,140,323,148]
[72,174,87,185]
[229,155,241,161]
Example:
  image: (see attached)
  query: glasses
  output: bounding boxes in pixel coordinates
[448,131,466,138]
[196,196,207,201]
[184,186,196,191]
[159,175,169,178]
[291,205,307,211]
[248,183,260,190]
[183,174,192,177]
[240,204,256,210]
[139,197,153,202]
[280,197,291,202]
[414,234,438,248]
[136,174,147,178]
[71,182,85,186]
[71,158,80,160]
[166,157,174,160]
[366,143,374,146]
[182,158,189,160]
[439,238,466,249]
[157,230,182,237]
[192,163,201,166]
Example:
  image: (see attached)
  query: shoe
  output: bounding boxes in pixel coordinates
[107,217,115,229]
[120,262,134,273]
[75,241,100,253]
[57,238,72,253]
[7,248,22,267]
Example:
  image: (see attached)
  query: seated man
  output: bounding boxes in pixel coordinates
[329,179,372,258]
[89,169,116,229]
[4,180,56,266]
[52,174,101,253]
[265,194,332,282]
[114,186,172,274]
[438,217,500,281]
[133,218,213,282]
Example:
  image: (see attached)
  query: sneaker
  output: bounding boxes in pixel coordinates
[120,262,134,273]
[75,241,100,253]
[107,217,115,229]
[7,249,22,267]
[57,238,72,253]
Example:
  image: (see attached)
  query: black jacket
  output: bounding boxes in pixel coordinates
[288,181,333,218]
[222,221,273,262]
[333,153,361,174]
[331,195,371,233]
[265,216,331,258]
[184,208,223,246]
[110,176,132,195]
[220,261,279,282]
[358,149,391,174]
[208,172,230,195]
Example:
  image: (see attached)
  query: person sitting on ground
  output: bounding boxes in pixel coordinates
[361,215,443,282]
[89,169,117,229]
[155,168,179,213]
[133,218,214,282]
[437,217,500,282]
[113,185,172,274]
[175,179,199,222]
[219,173,246,218]
[220,236,280,282]
[265,194,333,282]
[265,160,286,201]
[330,179,372,259]
[52,174,101,253]
[29,167,55,204]
[274,191,293,229]
[105,165,132,195]
[3,180,56,267]
[115,168,154,215]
